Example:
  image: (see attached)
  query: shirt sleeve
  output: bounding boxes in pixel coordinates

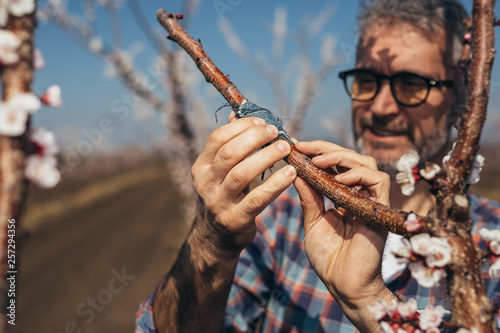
[223,199,280,332]
[135,292,157,333]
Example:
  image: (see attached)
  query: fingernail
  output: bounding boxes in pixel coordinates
[266,125,278,135]
[253,118,265,125]
[284,165,296,177]
[277,141,290,153]
[334,174,342,181]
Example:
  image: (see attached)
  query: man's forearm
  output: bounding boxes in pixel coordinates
[335,278,396,333]
[152,220,241,332]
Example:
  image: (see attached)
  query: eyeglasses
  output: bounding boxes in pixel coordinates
[338,69,453,107]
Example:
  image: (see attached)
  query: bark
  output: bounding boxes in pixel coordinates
[0,10,36,332]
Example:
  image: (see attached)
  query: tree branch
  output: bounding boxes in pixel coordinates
[156,9,416,237]
[429,0,497,331]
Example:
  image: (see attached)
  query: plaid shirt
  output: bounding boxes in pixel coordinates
[135,189,500,332]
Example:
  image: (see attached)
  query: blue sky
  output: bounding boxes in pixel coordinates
[32,0,500,153]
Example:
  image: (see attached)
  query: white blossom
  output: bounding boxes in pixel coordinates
[419,305,445,330]
[393,238,412,265]
[8,92,41,114]
[425,238,452,267]
[25,155,60,188]
[410,233,433,256]
[7,0,36,16]
[467,154,484,184]
[397,298,418,320]
[368,299,387,321]
[380,321,394,333]
[479,228,500,242]
[383,299,398,317]
[420,163,441,180]
[41,85,62,107]
[0,0,8,27]
[442,144,454,165]
[409,261,446,288]
[0,102,28,136]
[396,151,419,196]
[489,241,500,255]
[0,29,21,65]
[404,213,421,232]
[489,259,500,278]
[424,327,441,333]
[31,127,58,156]
[26,127,60,188]
[33,48,45,71]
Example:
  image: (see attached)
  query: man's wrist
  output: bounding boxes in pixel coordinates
[190,215,248,261]
[337,278,396,333]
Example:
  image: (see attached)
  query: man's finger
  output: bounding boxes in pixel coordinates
[311,151,378,171]
[335,167,390,205]
[294,177,326,229]
[221,140,291,199]
[197,117,266,166]
[236,165,297,220]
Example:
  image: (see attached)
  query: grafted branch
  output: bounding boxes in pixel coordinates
[157,9,416,237]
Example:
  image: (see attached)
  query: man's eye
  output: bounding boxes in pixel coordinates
[356,76,376,86]
[398,77,425,90]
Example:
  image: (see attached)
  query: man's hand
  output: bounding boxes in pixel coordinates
[154,116,296,332]
[294,140,394,331]
[191,116,296,252]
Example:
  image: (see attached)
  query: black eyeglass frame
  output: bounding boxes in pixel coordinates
[338,69,453,107]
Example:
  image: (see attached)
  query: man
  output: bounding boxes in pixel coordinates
[136,0,500,332]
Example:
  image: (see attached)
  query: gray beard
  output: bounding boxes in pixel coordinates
[354,126,450,181]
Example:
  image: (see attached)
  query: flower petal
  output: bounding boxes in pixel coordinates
[0,29,21,65]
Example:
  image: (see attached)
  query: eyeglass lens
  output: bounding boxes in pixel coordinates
[346,71,429,106]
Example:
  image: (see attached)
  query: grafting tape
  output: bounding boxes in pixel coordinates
[215,99,291,142]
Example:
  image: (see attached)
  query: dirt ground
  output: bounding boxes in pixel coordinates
[17,163,190,332]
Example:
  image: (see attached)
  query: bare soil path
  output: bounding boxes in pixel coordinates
[17,166,190,332]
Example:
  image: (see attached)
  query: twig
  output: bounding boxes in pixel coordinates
[156,9,415,237]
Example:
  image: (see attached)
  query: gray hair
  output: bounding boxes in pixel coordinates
[357,0,469,66]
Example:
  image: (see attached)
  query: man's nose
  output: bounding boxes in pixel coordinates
[369,80,400,117]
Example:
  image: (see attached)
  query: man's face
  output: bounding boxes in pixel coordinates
[352,23,454,174]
